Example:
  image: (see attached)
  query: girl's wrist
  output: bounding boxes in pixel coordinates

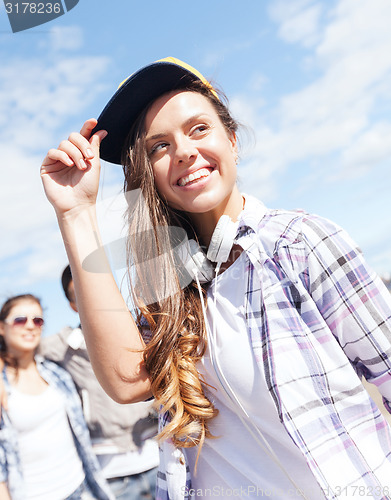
[57,205,112,274]
[55,201,97,225]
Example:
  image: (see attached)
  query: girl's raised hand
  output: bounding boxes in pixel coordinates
[40,118,108,218]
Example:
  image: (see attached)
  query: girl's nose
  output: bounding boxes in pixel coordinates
[174,137,197,166]
[25,318,38,329]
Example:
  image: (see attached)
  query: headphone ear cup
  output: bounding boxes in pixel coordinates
[175,238,214,284]
[207,215,238,264]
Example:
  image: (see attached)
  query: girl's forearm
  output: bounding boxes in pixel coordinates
[57,205,152,403]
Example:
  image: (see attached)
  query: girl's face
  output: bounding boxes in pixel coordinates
[144,90,242,222]
[0,300,43,358]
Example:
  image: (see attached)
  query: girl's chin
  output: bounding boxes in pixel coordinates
[184,190,241,216]
[174,198,220,215]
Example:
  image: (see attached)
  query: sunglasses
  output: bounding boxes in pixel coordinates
[8,316,45,328]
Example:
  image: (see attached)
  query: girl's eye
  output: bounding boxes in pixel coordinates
[192,124,209,135]
[149,142,168,156]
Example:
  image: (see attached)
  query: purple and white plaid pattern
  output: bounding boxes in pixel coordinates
[156,195,391,500]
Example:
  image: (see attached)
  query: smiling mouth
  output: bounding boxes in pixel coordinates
[177,167,213,187]
[23,335,36,340]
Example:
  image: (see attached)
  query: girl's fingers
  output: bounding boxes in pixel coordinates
[68,125,108,162]
[67,132,95,162]
[41,120,107,173]
[58,139,91,170]
[90,129,108,149]
[42,148,74,168]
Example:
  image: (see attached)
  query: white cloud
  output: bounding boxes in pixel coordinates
[0,54,110,151]
[0,39,112,288]
[269,1,324,47]
[339,122,391,176]
[48,25,84,52]
[268,0,317,22]
[248,73,268,93]
[201,31,267,72]
[237,0,391,201]
[316,0,391,63]
[370,245,391,278]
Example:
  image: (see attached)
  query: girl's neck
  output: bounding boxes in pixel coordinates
[6,357,48,395]
[189,187,244,247]
[7,350,36,371]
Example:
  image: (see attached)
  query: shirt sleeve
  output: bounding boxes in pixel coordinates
[0,446,6,483]
[0,417,9,483]
[300,214,391,411]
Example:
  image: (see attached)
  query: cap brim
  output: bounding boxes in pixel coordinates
[92,61,203,165]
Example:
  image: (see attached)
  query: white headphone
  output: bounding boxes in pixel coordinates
[176,215,238,284]
[207,215,239,264]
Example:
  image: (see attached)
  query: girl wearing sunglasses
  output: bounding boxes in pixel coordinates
[0,294,114,500]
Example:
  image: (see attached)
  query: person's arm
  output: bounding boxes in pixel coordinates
[0,482,11,500]
[41,119,151,403]
[0,362,7,417]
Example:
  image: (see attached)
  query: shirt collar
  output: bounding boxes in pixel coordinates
[67,327,85,350]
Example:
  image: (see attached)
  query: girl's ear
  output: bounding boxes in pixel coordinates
[69,301,78,313]
[229,131,238,162]
[229,131,237,148]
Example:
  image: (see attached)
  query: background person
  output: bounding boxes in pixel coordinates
[0,294,113,500]
[39,265,159,500]
[40,57,391,499]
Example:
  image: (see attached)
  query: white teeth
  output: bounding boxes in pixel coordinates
[178,168,211,187]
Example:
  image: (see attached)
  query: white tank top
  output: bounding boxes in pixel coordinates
[185,253,325,499]
[8,384,85,500]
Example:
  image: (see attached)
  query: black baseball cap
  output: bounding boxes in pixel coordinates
[93,57,217,165]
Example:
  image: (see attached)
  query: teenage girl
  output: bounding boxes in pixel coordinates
[41,57,391,499]
[0,294,113,500]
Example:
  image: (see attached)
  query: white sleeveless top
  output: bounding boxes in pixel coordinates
[8,384,85,500]
[184,253,325,499]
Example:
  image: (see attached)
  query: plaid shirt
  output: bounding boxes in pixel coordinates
[156,195,391,500]
[0,356,114,500]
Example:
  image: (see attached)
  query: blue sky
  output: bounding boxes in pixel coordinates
[1,0,391,337]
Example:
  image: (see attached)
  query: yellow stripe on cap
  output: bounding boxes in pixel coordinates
[158,57,219,99]
[118,56,218,99]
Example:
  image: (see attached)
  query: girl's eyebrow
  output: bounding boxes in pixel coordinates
[146,114,210,143]
[146,132,167,143]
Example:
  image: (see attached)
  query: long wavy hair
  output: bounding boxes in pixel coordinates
[121,80,239,451]
[0,294,43,373]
